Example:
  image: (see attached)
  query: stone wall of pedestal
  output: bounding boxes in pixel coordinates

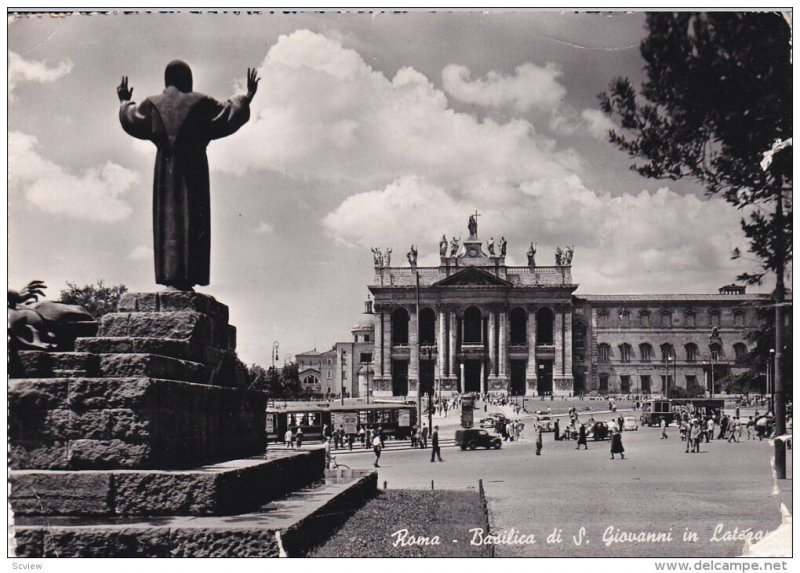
[9,292,266,471]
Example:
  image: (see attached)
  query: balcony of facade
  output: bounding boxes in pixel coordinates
[535,343,556,359]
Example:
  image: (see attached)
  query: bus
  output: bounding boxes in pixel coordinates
[640,398,725,426]
[266,402,418,442]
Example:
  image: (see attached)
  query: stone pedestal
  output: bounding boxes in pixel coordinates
[9,292,376,557]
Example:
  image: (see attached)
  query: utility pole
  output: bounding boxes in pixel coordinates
[416,270,422,429]
[774,183,786,478]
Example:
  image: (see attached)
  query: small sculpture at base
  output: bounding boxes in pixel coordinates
[8,281,99,375]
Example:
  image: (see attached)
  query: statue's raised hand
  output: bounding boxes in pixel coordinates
[117,76,133,102]
[246,68,260,102]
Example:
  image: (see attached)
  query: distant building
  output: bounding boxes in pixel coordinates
[301,218,771,399]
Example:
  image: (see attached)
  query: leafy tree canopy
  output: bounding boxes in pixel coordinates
[600,12,792,284]
[59,280,128,319]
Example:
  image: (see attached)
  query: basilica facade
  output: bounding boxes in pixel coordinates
[298,221,768,399]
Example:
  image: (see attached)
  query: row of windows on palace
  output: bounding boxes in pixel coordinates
[350,305,747,348]
[593,341,747,363]
[593,308,746,329]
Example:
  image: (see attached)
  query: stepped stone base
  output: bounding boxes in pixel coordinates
[10,449,324,517]
[12,468,377,557]
[9,377,265,470]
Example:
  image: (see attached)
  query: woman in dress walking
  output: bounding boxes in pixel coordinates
[576,423,588,450]
[610,429,625,460]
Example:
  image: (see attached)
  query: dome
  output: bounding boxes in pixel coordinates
[351,296,375,333]
[352,312,375,332]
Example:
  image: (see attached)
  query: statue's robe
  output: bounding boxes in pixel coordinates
[119,87,250,287]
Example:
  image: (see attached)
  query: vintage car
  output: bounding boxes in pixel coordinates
[623,416,639,431]
[455,429,502,450]
[535,415,554,432]
[586,421,610,441]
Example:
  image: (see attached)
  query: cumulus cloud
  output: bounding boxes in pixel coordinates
[8,51,73,98]
[9,131,136,222]
[442,63,567,113]
[212,29,747,293]
[581,108,616,141]
[210,30,580,188]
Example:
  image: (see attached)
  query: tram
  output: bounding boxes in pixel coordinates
[266,402,417,442]
[639,398,725,426]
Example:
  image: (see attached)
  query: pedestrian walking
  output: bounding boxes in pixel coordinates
[727,417,739,443]
[553,419,560,441]
[536,425,543,455]
[358,425,366,447]
[690,421,702,453]
[718,415,729,439]
[410,425,418,448]
[610,430,625,460]
[660,418,668,439]
[322,423,330,443]
[420,424,429,448]
[706,417,715,442]
[576,424,588,450]
[430,426,443,462]
[372,433,382,467]
[295,427,304,448]
[284,427,294,449]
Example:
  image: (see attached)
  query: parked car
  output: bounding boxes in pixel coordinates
[623,416,639,431]
[455,429,502,450]
[479,414,507,429]
[586,421,610,441]
[536,415,554,432]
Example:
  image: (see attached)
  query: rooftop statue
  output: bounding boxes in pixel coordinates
[118,61,259,291]
[384,247,392,267]
[371,247,383,266]
[500,236,507,257]
[439,235,448,257]
[450,236,461,256]
[407,244,418,266]
[527,242,537,267]
[487,237,496,255]
[555,245,563,266]
[468,211,480,239]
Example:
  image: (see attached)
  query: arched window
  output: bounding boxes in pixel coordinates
[463,306,483,344]
[639,343,653,362]
[733,342,748,359]
[303,375,320,385]
[419,307,436,345]
[685,343,698,362]
[639,311,651,328]
[709,309,721,328]
[660,343,675,361]
[510,307,527,345]
[618,343,632,363]
[598,343,611,362]
[391,307,410,345]
[536,307,554,345]
[709,342,723,360]
[660,310,672,328]
[684,310,696,328]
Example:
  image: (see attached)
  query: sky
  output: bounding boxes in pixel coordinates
[7,10,772,366]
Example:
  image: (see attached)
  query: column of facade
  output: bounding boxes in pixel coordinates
[525,305,538,395]
[374,306,384,380]
[553,305,573,396]
[437,306,447,381]
[488,310,497,382]
[563,311,573,391]
[382,308,393,395]
[449,310,458,390]
[498,309,509,382]
[408,305,419,396]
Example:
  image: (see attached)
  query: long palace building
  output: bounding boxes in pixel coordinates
[298,218,771,399]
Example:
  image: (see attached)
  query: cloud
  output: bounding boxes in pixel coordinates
[210,30,580,188]
[581,108,616,141]
[9,131,137,222]
[8,51,73,98]
[442,63,567,112]
[254,220,274,234]
[128,245,152,260]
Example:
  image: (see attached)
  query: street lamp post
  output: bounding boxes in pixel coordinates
[769,348,775,413]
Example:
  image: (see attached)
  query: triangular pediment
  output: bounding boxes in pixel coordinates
[433,267,512,287]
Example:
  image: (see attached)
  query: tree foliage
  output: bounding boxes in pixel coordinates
[59,280,128,319]
[599,12,792,284]
[245,361,308,399]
